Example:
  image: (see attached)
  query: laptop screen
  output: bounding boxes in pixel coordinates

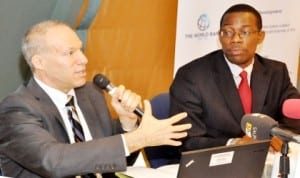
[177,140,270,178]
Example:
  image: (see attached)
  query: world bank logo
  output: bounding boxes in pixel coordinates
[197,14,210,31]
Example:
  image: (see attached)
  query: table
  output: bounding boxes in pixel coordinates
[118,142,300,178]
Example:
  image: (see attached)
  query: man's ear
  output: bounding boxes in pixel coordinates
[257,31,265,44]
[31,55,44,70]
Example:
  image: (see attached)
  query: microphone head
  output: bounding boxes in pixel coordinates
[93,73,110,89]
[282,99,300,119]
[241,113,278,140]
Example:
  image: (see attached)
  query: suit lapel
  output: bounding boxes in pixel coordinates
[28,79,104,139]
[251,56,270,112]
[75,86,104,138]
[26,79,68,132]
[213,53,270,119]
[213,52,244,122]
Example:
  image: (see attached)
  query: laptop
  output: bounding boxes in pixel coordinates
[177,140,270,178]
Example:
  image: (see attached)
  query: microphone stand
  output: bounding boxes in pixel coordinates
[278,140,289,178]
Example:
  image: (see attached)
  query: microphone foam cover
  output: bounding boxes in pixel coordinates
[93,74,110,89]
[241,113,278,140]
[282,99,300,119]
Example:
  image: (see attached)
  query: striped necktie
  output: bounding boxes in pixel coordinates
[65,95,97,178]
[238,71,252,114]
[66,95,85,142]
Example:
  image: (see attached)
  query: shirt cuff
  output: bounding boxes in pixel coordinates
[226,138,240,146]
[121,134,130,156]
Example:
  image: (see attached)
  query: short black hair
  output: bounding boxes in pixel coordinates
[220,4,262,30]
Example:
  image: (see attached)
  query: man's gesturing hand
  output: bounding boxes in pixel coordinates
[124,100,192,153]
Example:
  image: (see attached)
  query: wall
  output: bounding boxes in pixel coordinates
[0,1,298,104]
[0,0,84,99]
[0,0,57,99]
[85,0,177,104]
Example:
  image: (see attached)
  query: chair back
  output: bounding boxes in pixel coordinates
[144,93,180,168]
[150,93,170,119]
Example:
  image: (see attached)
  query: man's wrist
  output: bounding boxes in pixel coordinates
[121,118,140,131]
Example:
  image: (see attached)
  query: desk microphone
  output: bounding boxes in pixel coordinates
[241,113,300,143]
[282,99,300,119]
[93,73,144,118]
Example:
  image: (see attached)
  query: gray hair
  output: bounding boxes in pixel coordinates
[21,20,70,69]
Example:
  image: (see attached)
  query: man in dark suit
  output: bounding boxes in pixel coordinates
[170,4,300,151]
[0,20,191,177]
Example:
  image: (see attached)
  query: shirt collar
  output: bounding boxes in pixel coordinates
[34,77,76,109]
[224,55,254,78]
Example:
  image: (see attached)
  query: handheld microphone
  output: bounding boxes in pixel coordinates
[282,99,300,119]
[93,73,144,118]
[241,113,300,143]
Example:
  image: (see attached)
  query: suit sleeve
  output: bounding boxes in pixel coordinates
[0,90,127,177]
[170,67,228,151]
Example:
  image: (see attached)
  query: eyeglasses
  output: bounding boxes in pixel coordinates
[219,30,259,38]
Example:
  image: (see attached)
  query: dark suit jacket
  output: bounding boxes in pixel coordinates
[170,50,300,151]
[0,78,129,178]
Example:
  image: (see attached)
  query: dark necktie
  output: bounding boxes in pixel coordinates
[65,95,97,178]
[66,95,86,142]
[238,71,252,114]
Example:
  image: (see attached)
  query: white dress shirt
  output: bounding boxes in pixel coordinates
[224,55,254,88]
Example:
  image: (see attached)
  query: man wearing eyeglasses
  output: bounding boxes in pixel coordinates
[170,3,300,151]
